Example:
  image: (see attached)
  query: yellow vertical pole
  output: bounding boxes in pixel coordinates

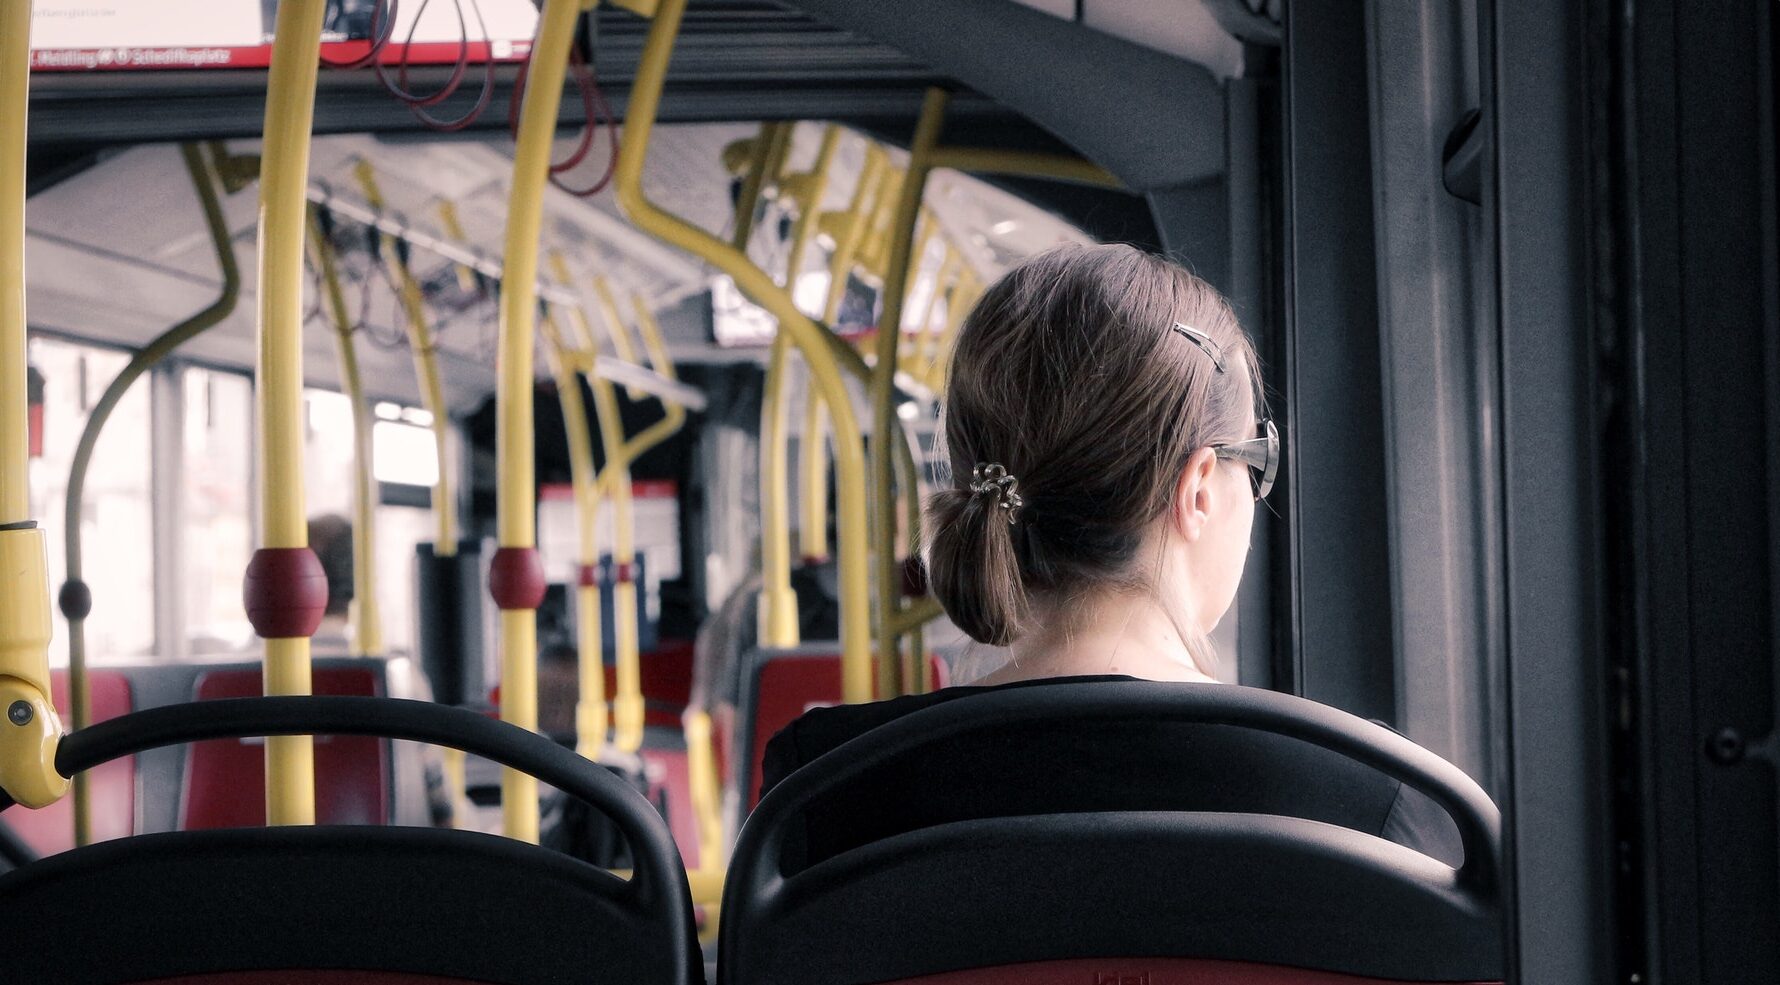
[614,0,873,702]
[358,162,457,557]
[539,312,607,758]
[781,124,839,286]
[913,248,959,378]
[428,201,474,813]
[798,380,829,564]
[541,271,612,761]
[253,0,330,826]
[758,331,797,645]
[821,149,887,327]
[0,0,69,814]
[755,120,841,646]
[872,88,948,698]
[783,126,839,570]
[306,211,383,658]
[0,0,30,529]
[583,278,643,752]
[492,0,582,843]
[730,123,776,252]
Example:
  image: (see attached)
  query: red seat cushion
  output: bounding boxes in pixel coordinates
[875,957,1500,984]
[639,745,700,869]
[180,667,387,829]
[601,638,696,729]
[747,654,948,808]
[7,669,134,855]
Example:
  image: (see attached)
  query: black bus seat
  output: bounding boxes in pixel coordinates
[0,696,700,985]
[718,680,1501,985]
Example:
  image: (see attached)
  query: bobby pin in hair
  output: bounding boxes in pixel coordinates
[1171,322,1227,374]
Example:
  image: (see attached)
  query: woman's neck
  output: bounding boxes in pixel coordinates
[970,591,1218,686]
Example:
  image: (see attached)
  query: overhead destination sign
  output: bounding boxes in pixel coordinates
[29,0,539,71]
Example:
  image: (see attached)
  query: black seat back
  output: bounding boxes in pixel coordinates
[720,681,1501,985]
[0,696,699,985]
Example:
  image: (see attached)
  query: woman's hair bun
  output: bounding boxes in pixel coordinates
[925,483,1025,646]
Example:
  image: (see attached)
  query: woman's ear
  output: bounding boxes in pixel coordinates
[1172,447,1220,542]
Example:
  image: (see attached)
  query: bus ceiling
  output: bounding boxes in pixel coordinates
[25,1,1239,195]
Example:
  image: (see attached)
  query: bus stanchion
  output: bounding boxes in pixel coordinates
[492,0,583,844]
[306,208,384,659]
[246,0,334,827]
[57,144,240,841]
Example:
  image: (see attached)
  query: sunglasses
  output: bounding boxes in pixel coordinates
[1213,418,1280,501]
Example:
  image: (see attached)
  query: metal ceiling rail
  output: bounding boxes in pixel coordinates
[305,183,706,412]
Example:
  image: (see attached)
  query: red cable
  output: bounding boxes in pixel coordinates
[319,0,399,70]
[509,37,622,198]
[370,0,496,130]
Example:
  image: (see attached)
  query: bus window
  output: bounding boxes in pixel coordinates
[27,336,153,666]
[182,366,253,656]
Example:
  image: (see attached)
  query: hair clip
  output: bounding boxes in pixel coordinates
[1171,322,1227,374]
[969,463,1024,524]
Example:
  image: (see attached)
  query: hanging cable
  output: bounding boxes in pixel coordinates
[319,0,400,70]
[372,0,497,131]
[508,37,620,197]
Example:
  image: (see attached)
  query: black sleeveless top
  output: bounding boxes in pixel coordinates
[760,674,1467,873]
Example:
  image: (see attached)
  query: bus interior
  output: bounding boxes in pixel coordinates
[0,1,1775,983]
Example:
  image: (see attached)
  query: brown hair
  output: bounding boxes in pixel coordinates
[925,243,1261,647]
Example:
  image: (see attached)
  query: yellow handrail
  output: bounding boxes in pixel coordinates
[357,161,458,558]
[492,0,582,843]
[59,144,239,842]
[306,209,384,659]
[591,277,686,467]
[614,0,873,702]
[730,122,790,252]
[782,126,841,570]
[583,324,642,751]
[0,0,69,814]
[925,146,1121,189]
[872,88,947,697]
[758,331,797,645]
[253,0,331,826]
[538,310,608,760]
[435,199,480,295]
[579,275,672,754]
[544,258,615,760]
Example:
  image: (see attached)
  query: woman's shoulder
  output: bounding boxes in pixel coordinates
[759,674,1141,795]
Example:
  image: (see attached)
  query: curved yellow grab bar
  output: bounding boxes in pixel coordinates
[590,277,686,466]
[538,311,608,760]
[492,0,583,843]
[581,275,689,753]
[614,0,873,700]
[356,161,458,558]
[59,145,238,841]
[306,209,383,659]
[248,0,332,826]
[581,330,642,750]
[871,88,948,696]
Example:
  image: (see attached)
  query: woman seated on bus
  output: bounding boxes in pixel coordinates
[759,242,1465,871]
